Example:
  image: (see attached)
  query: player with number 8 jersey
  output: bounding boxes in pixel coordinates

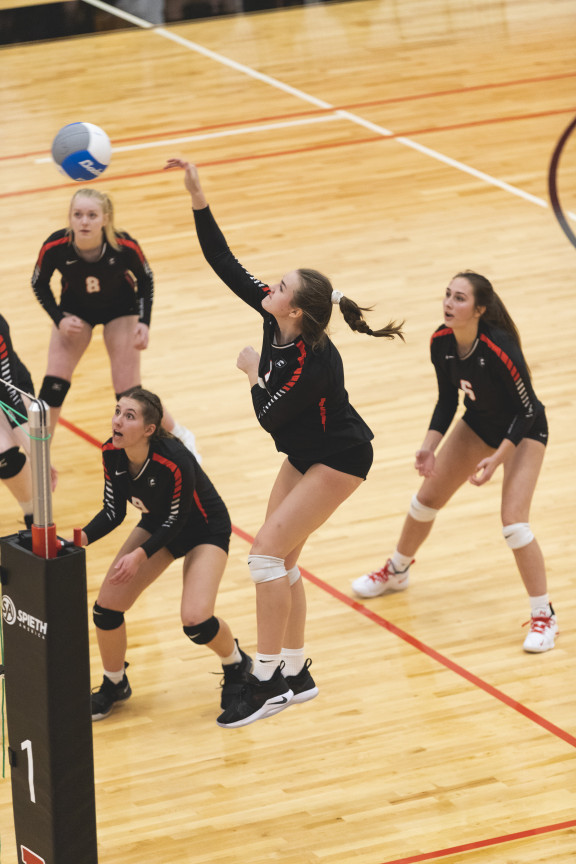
[31,187,200,458]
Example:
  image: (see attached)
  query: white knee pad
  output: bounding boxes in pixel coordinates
[286,565,301,586]
[503,522,534,550]
[409,493,439,523]
[248,554,287,584]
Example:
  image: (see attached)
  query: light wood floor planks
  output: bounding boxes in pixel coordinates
[1,1,576,862]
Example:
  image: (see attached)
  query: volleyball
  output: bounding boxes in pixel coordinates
[51,122,112,181]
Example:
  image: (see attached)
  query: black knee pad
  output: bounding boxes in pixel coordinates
[115,386,141,401]
[0,447,27,479]
[39,376,71,408]
[183,616,220,645]
[93,602,125,631]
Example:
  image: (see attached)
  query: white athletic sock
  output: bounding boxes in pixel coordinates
[221,643,242,666]
[253,653,281,681]
[529,594,551,617]
[391,550,413,572]
[103,667,125,684]
[281,647,305,677]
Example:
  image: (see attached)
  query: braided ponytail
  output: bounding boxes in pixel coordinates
[294,268,404,350]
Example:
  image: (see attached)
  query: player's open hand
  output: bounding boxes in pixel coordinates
[414,449,435,477]
[59,315,85,336]
[164,157,202,194]
[133,322,149,351]
[469,455,498,487]
[110,547,147,584]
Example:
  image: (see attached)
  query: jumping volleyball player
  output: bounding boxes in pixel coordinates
[165,157,404,728]
[353,272,557,653]
[31,188,200,457]
[76,388,251,720]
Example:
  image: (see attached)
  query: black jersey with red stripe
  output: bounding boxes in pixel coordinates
[0,313,33,426]
[429,321,545,445]
[82,436,228,558]
[193,205,373,460]
[31,228,154,326]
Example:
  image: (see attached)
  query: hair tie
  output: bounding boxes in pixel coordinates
[331,290,343,305]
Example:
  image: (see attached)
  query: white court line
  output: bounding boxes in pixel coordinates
[34,114,341,164]
[79,0,567,215]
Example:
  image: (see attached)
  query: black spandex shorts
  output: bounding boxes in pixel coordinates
[287,441,373,480]
[61,301,139,328]
[462,407,548,449]
[137,511,232,559]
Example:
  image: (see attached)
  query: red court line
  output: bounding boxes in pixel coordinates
[3,70,576,162]
[57,416,102,448]
[59,414,576,750]
[2,105,575,201]
[379,818,576,864]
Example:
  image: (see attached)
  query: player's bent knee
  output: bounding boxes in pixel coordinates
[0,447,27,479]
[503,522,534,550]
[409,493,439,523]
[93,602,125,631]
[183,616,220,644]
[39,375,71,407]
[248,554,286,584]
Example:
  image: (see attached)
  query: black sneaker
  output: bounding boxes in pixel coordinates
[91,663,131,721]
[216,665,293,729]
[220,640,253,709]
[283,658,318,704]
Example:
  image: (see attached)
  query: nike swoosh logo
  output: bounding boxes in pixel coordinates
[66,259,78,265]
[115,470,127,476]
[269,696,288,705]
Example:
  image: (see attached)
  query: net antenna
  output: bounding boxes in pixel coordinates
[0,378,58,559]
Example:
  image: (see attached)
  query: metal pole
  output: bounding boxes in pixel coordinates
[27,400,52,530]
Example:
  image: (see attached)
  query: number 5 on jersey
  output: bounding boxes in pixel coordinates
[460,379,476,401]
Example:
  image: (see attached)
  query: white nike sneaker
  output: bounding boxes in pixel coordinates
[522,608,558,653]
[351,558,412,598]
[172,423,202,464]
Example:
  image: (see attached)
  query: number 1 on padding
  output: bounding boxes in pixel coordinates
[21,739,36,803]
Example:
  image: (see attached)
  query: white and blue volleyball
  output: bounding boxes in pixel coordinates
[52,122,111,181]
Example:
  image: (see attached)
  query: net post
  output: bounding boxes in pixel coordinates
[27,400,60,559]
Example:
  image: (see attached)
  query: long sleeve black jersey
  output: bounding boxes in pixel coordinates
[194,206,373,461]
[0,314,33,427]
[429,321,545,446]
[82,436,228,558]
[31,229,154,327]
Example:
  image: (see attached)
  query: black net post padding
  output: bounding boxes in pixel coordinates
[0,533,98,864]
[548,113,576,250]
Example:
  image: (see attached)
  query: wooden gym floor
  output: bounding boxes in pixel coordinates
[1,0,576,862]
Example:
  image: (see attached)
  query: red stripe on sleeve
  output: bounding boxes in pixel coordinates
[430,326,453,345]
[480,333,519,381]
[35,236,69,270]
[117,236,146,265]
